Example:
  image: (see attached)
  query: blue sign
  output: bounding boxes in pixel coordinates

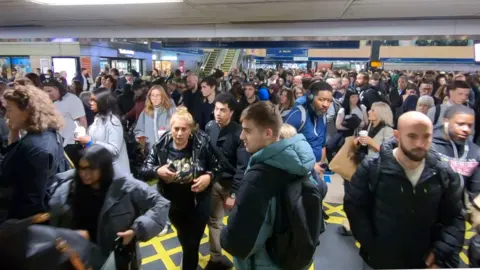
[157,40,360,49]
[266,49,308,58]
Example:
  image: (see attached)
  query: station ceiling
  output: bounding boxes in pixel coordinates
[0,0,479,28]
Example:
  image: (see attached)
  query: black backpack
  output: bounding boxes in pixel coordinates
[266,174,323,270]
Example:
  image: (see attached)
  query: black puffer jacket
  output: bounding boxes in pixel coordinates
[344,137,465,269]
[139,130,219,205]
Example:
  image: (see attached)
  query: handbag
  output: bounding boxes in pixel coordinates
[329,136,358,181]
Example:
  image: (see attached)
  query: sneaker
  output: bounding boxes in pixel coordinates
[205,256,233,270]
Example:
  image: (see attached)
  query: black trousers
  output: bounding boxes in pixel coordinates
[169,194,210,270]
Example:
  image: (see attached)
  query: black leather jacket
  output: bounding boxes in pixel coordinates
[139,129,219,202]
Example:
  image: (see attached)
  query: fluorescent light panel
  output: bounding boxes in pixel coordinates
[29,0,182,5]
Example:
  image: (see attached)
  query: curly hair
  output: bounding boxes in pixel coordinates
[3,85,64,132]
[145,85,173,117]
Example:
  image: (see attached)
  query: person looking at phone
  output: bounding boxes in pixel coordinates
[49,145,169,265]
[134,85,176,151]
[140,107,219,270]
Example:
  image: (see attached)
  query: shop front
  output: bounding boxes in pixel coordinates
[0,55,32,78]
[80,43,152,77]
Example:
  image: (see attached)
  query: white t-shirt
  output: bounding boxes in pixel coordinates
[55,93,86,146]
[393,148,425,187]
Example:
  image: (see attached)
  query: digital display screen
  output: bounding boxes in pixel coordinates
[475,42,480,64]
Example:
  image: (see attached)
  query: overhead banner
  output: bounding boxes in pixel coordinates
[157,41,360,49]
[266,49,308,58]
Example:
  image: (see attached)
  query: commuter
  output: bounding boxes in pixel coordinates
[354,101,394,156]
[256,72,270,101]
[79,91,94,126]
[73,68,91,91]
[24,72,42,88]
[268,83,280,105]
[0,82,9,155]
[102,74,118,95]
[184,74,203,119]
[292,85,305,99]
[344,111,465,269]
[196,76,218,130]
[279,89,295,119]
[238,82,259,114]
[124,79,148,123]
[75,88,131,173]
[214,69,231,93]
[428,80,471,128]
[134,85,176,151]
[70,80,83,96]
[205,93,249,270]
[49,145,170,265]
[43,79,87,165]
[336,90,368,134]
[356,72,384,111]
[0,85,68,220]
[416,95,435,115]
[221,101,319,270]
[284,81,332,171]
[171,79,188,106]
[118,78,144,117]
[228,81,244,123]
[431,105,480,214]
[140,107,218,270]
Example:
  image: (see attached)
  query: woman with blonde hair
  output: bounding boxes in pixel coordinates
[0,84,69,220]
[134,84,176,151]
[140,107,218,270]
[354,101,394,156]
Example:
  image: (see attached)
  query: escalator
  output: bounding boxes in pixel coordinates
[203,49,220,75]
[220,49,237,72]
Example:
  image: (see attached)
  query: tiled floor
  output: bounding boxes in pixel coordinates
[139,174,474,269]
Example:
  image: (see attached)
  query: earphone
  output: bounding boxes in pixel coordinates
[306,80,323,103]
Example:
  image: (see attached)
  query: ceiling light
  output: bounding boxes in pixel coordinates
[28,0,182,5]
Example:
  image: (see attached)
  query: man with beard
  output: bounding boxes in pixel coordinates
[344,111,465,270]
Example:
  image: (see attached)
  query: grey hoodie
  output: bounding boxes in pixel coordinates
[134,106,175,150]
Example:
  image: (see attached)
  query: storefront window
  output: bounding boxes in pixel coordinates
[154,60,172,75]
[11,57,32,74]
[100,58,110,73]
[52,57,77,84]
[111,60,129,75]
[0,57,12,78]
[131,59,142,75]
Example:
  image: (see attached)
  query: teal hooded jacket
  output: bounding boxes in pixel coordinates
[221,134,316,270]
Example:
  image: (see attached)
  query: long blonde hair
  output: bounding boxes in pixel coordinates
[371,102,393,127]
[145,85,173,117]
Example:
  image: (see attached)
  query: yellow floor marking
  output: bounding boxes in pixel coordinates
[140,204,476,269]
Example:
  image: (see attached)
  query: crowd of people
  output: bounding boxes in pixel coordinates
[0,64,480,270]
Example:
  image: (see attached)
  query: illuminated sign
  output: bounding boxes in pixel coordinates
[118,49,135,55]
[369,60,383,68]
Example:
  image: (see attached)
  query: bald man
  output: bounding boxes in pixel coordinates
[344,111,465,270]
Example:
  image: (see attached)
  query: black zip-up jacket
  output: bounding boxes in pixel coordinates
[344,138,465,269]
[358,84,384,111]
[431,127,480,210]
[139,130,219,206]
[205,120,249,194]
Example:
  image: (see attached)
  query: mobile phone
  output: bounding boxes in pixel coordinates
[168,163,177,173]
